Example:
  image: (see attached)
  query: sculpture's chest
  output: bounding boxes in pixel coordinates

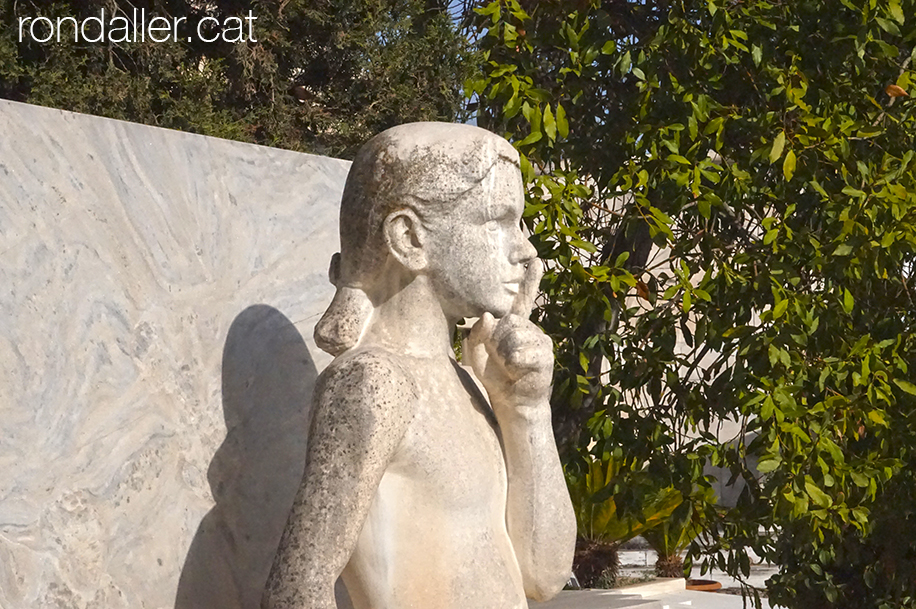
[389,364,507,510]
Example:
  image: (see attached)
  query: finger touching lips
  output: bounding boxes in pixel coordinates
[510,261,544,317]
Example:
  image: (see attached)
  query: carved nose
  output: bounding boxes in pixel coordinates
[513,234,537,264]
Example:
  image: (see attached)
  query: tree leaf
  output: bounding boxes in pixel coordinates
[556,103,569,139]
[770,131,786,164]
[806,479,832,508]
[619,51,631,75]
[517,129,542,146]
[889,0,904,24]
[834,243,853,256]
[757,458,781,473]
[867,410,887,427]
[783,149,797,181]
[843,288,854,314]
[773,298,788,319]
[894,379,916,395]
[543,104,557,141]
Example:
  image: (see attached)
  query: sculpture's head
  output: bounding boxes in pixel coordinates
[314,122,536,356]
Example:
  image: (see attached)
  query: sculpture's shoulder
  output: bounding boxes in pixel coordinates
[314,346,420,422]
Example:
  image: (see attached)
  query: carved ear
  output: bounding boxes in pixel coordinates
[383,208,428,272]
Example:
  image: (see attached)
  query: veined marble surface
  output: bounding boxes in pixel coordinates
[0,99,348,608]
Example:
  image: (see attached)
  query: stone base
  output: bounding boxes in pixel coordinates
[530,590,663,609]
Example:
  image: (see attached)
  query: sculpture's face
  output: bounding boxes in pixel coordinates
[424,160,537,320]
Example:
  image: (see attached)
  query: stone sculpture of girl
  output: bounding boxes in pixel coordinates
[262,122,576,609]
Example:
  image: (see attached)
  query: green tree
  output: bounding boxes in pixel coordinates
[465,0,916,606]
[642,487,712,578]
[0,0,472,158]
[566,449,684,586]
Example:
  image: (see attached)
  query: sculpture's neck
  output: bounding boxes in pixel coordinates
[361,273,456,360]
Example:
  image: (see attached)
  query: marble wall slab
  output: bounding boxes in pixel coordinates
[0,99,349,608]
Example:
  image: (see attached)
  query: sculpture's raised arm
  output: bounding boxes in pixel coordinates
[466,262,576,600]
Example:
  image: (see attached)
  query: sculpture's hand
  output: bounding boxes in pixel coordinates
[466,261,553,409]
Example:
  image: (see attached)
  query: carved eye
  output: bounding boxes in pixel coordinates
[486,220,500,232]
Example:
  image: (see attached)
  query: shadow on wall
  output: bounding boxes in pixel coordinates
[175,305,317,609]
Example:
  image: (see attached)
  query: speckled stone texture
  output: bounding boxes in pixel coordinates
[0,99,348,609]
[263,123,577,609]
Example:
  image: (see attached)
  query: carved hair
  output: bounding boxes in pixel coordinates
[314,122,519,356]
